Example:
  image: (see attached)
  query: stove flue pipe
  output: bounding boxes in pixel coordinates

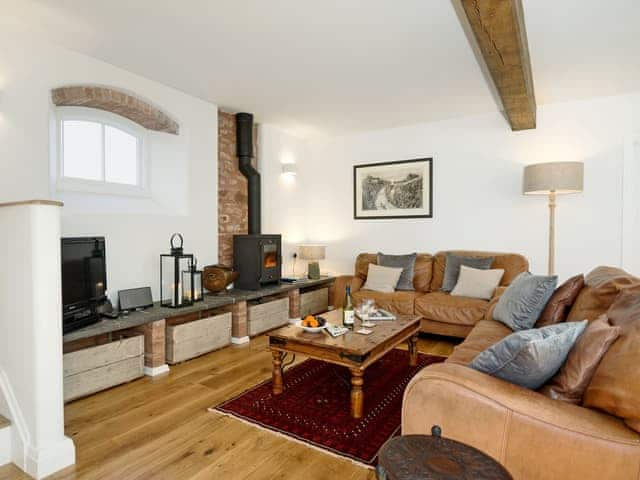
[235,112,261,235]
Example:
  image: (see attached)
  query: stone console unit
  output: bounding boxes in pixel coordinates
[166,309,233,364]
[63,333,144,402]
[62,276,335,402]
[219,277,335,344]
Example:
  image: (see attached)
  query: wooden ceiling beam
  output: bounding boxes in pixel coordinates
[459,0,536,130]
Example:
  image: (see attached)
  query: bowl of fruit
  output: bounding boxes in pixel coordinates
[297,315,327,333]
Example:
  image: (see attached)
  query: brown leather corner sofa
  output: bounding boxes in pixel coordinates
[333,251,529,337]
[402,266,640,480]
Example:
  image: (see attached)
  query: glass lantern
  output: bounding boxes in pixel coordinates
[183,259,204,302]
[160,233,194,308]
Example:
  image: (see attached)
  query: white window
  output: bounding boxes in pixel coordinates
[55,107,149,196]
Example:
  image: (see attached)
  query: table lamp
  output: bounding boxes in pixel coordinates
[299,245,326,280]
[523,161,584,275]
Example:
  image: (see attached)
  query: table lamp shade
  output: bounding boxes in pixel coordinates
[523,162,584,195]
[299,245,326,261]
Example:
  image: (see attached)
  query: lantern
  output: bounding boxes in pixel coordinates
[184,259,204,302]
[160,233,194,308]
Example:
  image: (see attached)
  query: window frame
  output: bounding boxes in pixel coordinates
[55,106,150,197]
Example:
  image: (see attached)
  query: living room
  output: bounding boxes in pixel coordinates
[1,1,639,479]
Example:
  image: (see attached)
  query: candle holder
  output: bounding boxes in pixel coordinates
[185,259,204,302]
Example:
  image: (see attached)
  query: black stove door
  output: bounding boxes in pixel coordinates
[260,238,281,283]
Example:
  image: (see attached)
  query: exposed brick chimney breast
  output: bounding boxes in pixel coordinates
[217,111,258,267]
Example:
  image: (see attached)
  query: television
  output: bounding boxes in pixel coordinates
[61,237,107,333]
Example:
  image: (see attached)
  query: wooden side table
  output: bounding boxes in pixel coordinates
[376,427,512,480]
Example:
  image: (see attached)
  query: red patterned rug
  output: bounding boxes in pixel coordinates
[210,349,445,466]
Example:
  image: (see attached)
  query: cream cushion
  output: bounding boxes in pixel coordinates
[362,264,403,293]
[451,265,505,300]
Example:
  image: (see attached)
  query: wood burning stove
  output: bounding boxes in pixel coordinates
[233,234,282,290]
[232,113,283,290]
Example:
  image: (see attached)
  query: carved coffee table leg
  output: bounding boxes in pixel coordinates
[408,334,418,366]
[272,351,284,395]
[350,368,364,419]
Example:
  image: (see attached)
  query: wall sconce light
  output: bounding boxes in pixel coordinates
[282,163,297,177]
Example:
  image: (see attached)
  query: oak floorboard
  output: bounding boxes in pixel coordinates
[0,465,30,480]
[0,333,454,480]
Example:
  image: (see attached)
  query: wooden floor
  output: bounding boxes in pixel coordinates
[0,334,455,480]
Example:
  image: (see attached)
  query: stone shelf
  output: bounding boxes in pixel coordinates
[63,295,234,343]
[63,277,334,344]
[214,276,335,302]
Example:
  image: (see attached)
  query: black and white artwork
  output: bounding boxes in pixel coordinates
[353,158,433,219]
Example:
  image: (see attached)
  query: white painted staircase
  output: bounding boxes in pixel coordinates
[0,415,10,467]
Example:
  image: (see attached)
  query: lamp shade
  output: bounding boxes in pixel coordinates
[299,245,326,261]
[523,161,584,195]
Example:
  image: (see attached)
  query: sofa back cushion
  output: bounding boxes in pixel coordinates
[604,289,640,329]
[583,317,640,432]
[431,251,529,292]
[354,253,433,293]
[567,266,640,321]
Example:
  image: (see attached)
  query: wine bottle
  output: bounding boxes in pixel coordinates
[343,286,355,327]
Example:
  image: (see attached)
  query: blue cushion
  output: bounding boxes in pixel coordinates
[494,272,558,330]
[469,321,588,389]
[441,253,494,292]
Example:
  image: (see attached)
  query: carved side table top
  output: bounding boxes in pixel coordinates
[376,428,512,480]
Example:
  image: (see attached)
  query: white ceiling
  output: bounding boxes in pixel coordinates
[2,0,640,138]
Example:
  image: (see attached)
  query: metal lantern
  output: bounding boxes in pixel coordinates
[160,233,194,308]
[184,259,204,302]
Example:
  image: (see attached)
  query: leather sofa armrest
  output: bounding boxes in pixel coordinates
[402,362,640,480]
[331,275,363,309]
[484,286,507,321]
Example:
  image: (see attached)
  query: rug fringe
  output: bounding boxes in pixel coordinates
[208,407,375,470]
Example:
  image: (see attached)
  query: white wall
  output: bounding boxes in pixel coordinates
[261,93,640,281]
[0,30,218,302]
[260,124,312,277]
[622,95,640,274]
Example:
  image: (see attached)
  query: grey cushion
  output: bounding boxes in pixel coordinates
[441,253,494,292]
[377,252,417,291]
[470,321,588,389]
[494,272,558,330]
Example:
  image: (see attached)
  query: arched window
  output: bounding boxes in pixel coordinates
[54,107,149,196]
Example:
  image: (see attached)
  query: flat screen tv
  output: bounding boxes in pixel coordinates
[61,237,107,333]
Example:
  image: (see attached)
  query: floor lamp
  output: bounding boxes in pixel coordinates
[523,162,584,275]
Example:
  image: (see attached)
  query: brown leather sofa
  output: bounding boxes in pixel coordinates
[402,266,640,480]
[333,251,529,337]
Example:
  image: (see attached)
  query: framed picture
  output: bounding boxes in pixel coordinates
[353,158,433,219]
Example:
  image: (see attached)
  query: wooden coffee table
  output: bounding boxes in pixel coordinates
[268,309,421,419]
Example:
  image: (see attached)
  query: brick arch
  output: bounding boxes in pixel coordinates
[51,85,180,135]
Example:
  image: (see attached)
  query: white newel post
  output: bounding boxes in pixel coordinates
[0,201,75,479]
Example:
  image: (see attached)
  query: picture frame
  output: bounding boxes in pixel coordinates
[353,158,433,219]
